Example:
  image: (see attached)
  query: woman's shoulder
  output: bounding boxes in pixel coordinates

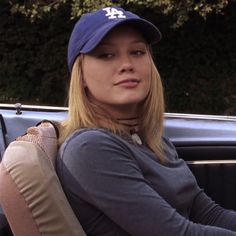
[69,128,121,142]
[60,128,125,152]
[58,128,133,167]
[67,128,110,140]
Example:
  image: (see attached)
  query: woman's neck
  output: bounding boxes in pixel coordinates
[116,117,139,133]
[88,95,139,120]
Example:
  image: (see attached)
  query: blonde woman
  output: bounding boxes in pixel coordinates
[57,7,236,236]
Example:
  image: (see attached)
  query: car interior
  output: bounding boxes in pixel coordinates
[0,105,236,235]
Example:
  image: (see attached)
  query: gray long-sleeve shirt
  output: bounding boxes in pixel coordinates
[57,128,236,235]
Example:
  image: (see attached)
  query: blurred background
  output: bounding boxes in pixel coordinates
[0,0,235,115]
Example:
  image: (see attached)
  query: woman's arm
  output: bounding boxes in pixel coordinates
[190,189,236,231]
[58,130,236,236]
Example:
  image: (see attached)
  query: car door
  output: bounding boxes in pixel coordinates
[165,113,236,211]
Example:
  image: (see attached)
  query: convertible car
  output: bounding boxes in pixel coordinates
[0,103,236,235]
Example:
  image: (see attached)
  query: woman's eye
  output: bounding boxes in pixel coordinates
[98,53,115,59]
[131,50,146,56]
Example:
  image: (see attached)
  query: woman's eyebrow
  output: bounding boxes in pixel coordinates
[98,42,113,46]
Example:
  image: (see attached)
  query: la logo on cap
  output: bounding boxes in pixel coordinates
[102,7,126,19]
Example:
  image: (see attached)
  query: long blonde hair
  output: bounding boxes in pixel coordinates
[59,54,165,161]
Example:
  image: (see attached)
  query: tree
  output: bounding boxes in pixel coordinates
[9,0,235,27]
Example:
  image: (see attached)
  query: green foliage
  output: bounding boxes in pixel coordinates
[8,0,236,28]
[1,1,236,115]
[155,4,236,115]
[0,3,72,105]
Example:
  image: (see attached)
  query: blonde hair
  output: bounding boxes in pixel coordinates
[59,54,165,161]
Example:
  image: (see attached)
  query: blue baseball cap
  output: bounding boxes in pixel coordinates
[67,6,162,72]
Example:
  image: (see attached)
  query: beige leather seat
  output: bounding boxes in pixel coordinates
[0,121,86,236]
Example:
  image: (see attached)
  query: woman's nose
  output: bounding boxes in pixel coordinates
[119,55,134,73]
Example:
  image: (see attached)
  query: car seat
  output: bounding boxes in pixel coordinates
[0,121,86,236]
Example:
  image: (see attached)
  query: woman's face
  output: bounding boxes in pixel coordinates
[82,25,152,118]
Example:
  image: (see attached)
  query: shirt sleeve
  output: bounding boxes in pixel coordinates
[190,189,236,231]
[59,130,236,236]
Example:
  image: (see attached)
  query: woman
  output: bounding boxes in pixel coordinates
[57,6,236,236]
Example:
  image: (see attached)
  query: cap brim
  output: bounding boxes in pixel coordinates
[80,18,161,54]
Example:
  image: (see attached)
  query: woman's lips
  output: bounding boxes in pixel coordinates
[115,79,140,88]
